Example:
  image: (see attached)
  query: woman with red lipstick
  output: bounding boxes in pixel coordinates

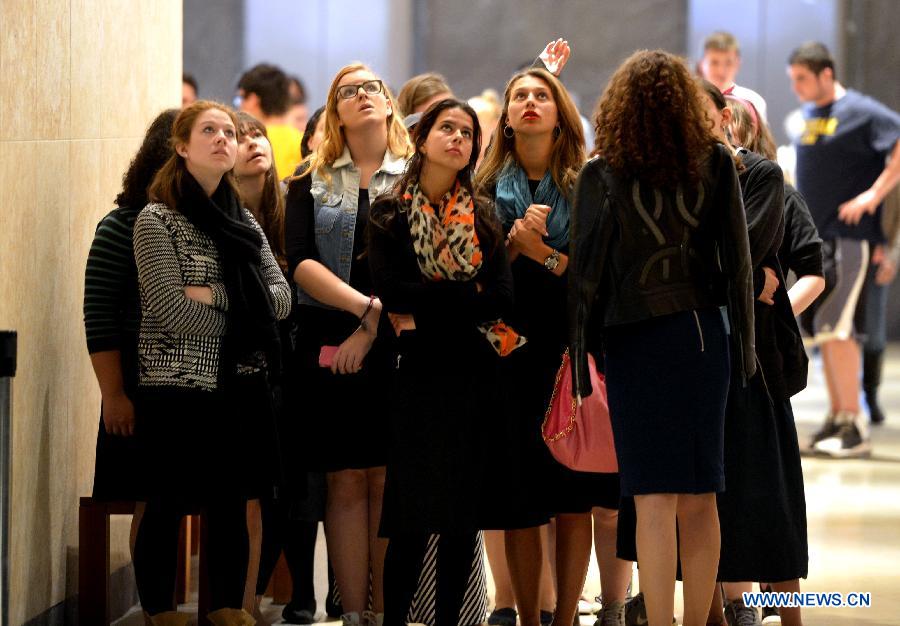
[475,68,630,626]
[368,98,514,626]
[285,63,413,626]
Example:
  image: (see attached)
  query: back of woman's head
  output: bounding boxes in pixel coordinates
[116,108,179,209]
[475,68,585,196]
[300,106,326,158]
[397,73,453,117]
[727,97,777,161]
[149,100,242,210]
[594,49,715,189]
[303,63,412,182]
[235,111,286,268]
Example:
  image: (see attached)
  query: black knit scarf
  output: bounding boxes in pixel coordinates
[179,172,281,378]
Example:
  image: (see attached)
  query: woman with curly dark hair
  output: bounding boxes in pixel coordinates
[83,107,178,555]
[568,50,755,626]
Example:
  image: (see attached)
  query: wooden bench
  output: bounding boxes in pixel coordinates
[78,498,195,624]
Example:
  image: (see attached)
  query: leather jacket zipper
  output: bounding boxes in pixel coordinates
[692,310,705,352]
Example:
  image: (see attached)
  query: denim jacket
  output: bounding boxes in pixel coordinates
[296,147,408,307]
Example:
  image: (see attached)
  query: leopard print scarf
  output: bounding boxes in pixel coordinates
[404,181,525,356]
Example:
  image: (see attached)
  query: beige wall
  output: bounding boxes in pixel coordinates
[0,0,181,622]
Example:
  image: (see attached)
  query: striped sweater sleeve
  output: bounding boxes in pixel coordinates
[83,209,137,353]
[133,206,228,336]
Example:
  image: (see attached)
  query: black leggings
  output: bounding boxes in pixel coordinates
[256,495,320,608]
[383,531,477,626]
[133,497,249,615]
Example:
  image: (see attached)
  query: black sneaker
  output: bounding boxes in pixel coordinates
[623,592,675,626]
[488,607,518,626]
[808,412,839,448]
[759,585,780,625]
[282,603,316,624]
[724,599,761,626]
[813,411,872,458]
[760,604,781,624]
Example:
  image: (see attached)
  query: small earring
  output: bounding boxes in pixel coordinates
[503,125,514,139]
[553,125,561,138]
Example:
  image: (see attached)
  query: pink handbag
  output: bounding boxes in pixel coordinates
[542,350,618,473]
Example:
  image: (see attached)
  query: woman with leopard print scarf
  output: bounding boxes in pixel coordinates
[368,99,515,626]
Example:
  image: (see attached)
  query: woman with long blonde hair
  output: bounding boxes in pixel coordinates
[475,67,629,626]
[284,62,412,626]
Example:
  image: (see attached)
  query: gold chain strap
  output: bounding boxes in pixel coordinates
[542,349,578,443]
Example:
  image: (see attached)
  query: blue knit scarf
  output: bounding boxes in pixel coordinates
[494,158,570,249]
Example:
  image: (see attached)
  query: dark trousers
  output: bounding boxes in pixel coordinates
[256,495,319,608]
[383,531,477,626]
[133,497,249,615]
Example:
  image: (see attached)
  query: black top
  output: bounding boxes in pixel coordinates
[284,175,376,350]
[777,184,824,280]
[367,196,514,350]
[737,149,807,400]
[736,149,786,297]
[284,175,372,295]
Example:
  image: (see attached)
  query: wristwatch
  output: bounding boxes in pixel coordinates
[543,248,561,271]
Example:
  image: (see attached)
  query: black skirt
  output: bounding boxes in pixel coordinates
[136,372,273,507]
[604,308,730,496]
[291,305,390,472]
[615,357,809,584]
[482,340,620,532]
[716,375,809,582]
[92,406,145,502]
[379,332,505,536]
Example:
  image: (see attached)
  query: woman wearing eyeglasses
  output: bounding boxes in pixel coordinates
[285,63,413,626]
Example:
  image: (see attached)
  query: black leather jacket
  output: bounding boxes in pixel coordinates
[568,144,756,398]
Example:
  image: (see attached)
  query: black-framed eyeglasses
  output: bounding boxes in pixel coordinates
[337,80,384,100]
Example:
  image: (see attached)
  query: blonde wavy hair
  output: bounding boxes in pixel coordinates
[301,63,412,186]
[475,68,585,198]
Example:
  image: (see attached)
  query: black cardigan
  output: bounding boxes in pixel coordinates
[367,196,514,350]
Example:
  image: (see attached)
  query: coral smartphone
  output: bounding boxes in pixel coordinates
[318,345,339,368]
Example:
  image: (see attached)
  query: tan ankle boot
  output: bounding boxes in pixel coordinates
[147,611,193,626]
[207,607,256,626]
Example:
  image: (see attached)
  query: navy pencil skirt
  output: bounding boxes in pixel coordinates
[603,308,731,496]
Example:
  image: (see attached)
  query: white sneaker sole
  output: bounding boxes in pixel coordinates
[813,440,872,458]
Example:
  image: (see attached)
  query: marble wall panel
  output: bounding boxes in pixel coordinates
[0,0,181,621]
[0,0,38,139]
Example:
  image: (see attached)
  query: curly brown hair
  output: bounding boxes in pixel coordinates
[593,49,717,189]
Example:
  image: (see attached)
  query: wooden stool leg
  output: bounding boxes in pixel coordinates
[198,513,210,625]
[79,498,111,625]
[175,516,191,605]
[191,513,200,554]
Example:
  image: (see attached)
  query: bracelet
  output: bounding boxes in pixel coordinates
[359,295,376,332]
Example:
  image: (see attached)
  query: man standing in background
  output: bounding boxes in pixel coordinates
[788,41,900,458]
[237,63,304,179]
[699,31,768,121]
